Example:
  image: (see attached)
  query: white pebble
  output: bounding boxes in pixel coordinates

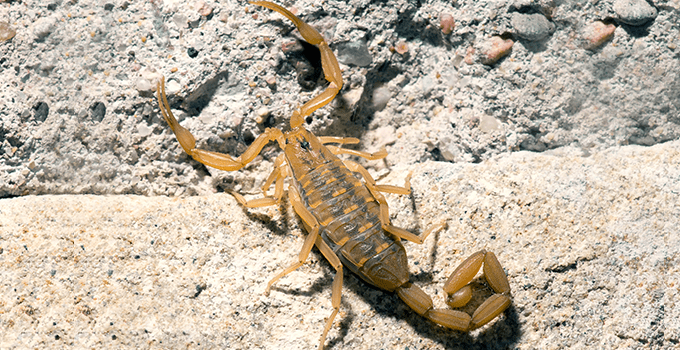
[137,67,163,92]
[136,78,153,92]
[165,80,182,95]
[342,88,363,109]
[479,113,500,132]
[137,123,153,137]
[255,107,270,124]
[373,126,397,148]
[173,14,189,29]
[372,87,391,111]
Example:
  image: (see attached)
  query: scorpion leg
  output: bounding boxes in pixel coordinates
[157,78,286,171]
[231,154,288,207]
[250,1,343,128]
[326,145,388,161]
[265,184,344,349]
[314,236,344,350]
[229,171,286,207]
[264,184,320,296]
[343,160,398,226]
[318,136,360,145]
[385,221,446,245]
[261,153,286,197]
[343,160,410,195]
[345,160,444,244]
[396,251,511,331]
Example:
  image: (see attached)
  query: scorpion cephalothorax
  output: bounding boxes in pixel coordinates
[156,2,511,348]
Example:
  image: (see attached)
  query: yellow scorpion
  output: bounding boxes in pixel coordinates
[156,2,511,348]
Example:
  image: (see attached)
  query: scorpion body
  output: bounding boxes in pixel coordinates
[287,128,410,292]
[156,2,512,348]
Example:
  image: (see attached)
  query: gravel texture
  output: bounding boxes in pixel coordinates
[1,0,680,349]
[1,0,679,197]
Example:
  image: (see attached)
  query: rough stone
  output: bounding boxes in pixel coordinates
[1,140,679,349]
[613,0,658,26]
[511,13,555,41]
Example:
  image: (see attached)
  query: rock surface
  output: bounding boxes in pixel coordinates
[1,0,680,348]
[2,140,679,349]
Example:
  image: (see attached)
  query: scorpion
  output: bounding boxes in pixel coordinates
[156,1,511,348]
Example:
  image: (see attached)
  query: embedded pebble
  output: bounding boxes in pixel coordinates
[137,67,163,92]
[255,107,270,124]
[464,46,476,65]
[372,125,397,148]
[613,0,657,26]
[372,86,391,111]
[511,13,554,41]
[479,36,514,65]
[440,13,455,35]
[89,102,106,122]
[33,102,49,122]
[582,21,616,50]
[0,21,16,41]
[394,40,408,55]
[32,16,57,40]
[137,123,153,137]
[173,14,189,29]
[195,0,213,17]
[136,78,153,92]
[342,88,363,109]
[479,113,500,132]
[335,40,372,67]
[165,79,182,95]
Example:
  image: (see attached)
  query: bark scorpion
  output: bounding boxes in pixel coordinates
[156,1,511,348]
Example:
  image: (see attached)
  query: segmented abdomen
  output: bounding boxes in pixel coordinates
[296,158,409,291]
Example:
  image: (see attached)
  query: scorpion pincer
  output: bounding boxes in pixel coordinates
[156,1,512,348]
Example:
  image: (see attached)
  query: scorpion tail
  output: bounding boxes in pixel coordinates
[250,1,343,128]
[396,250,512,331]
